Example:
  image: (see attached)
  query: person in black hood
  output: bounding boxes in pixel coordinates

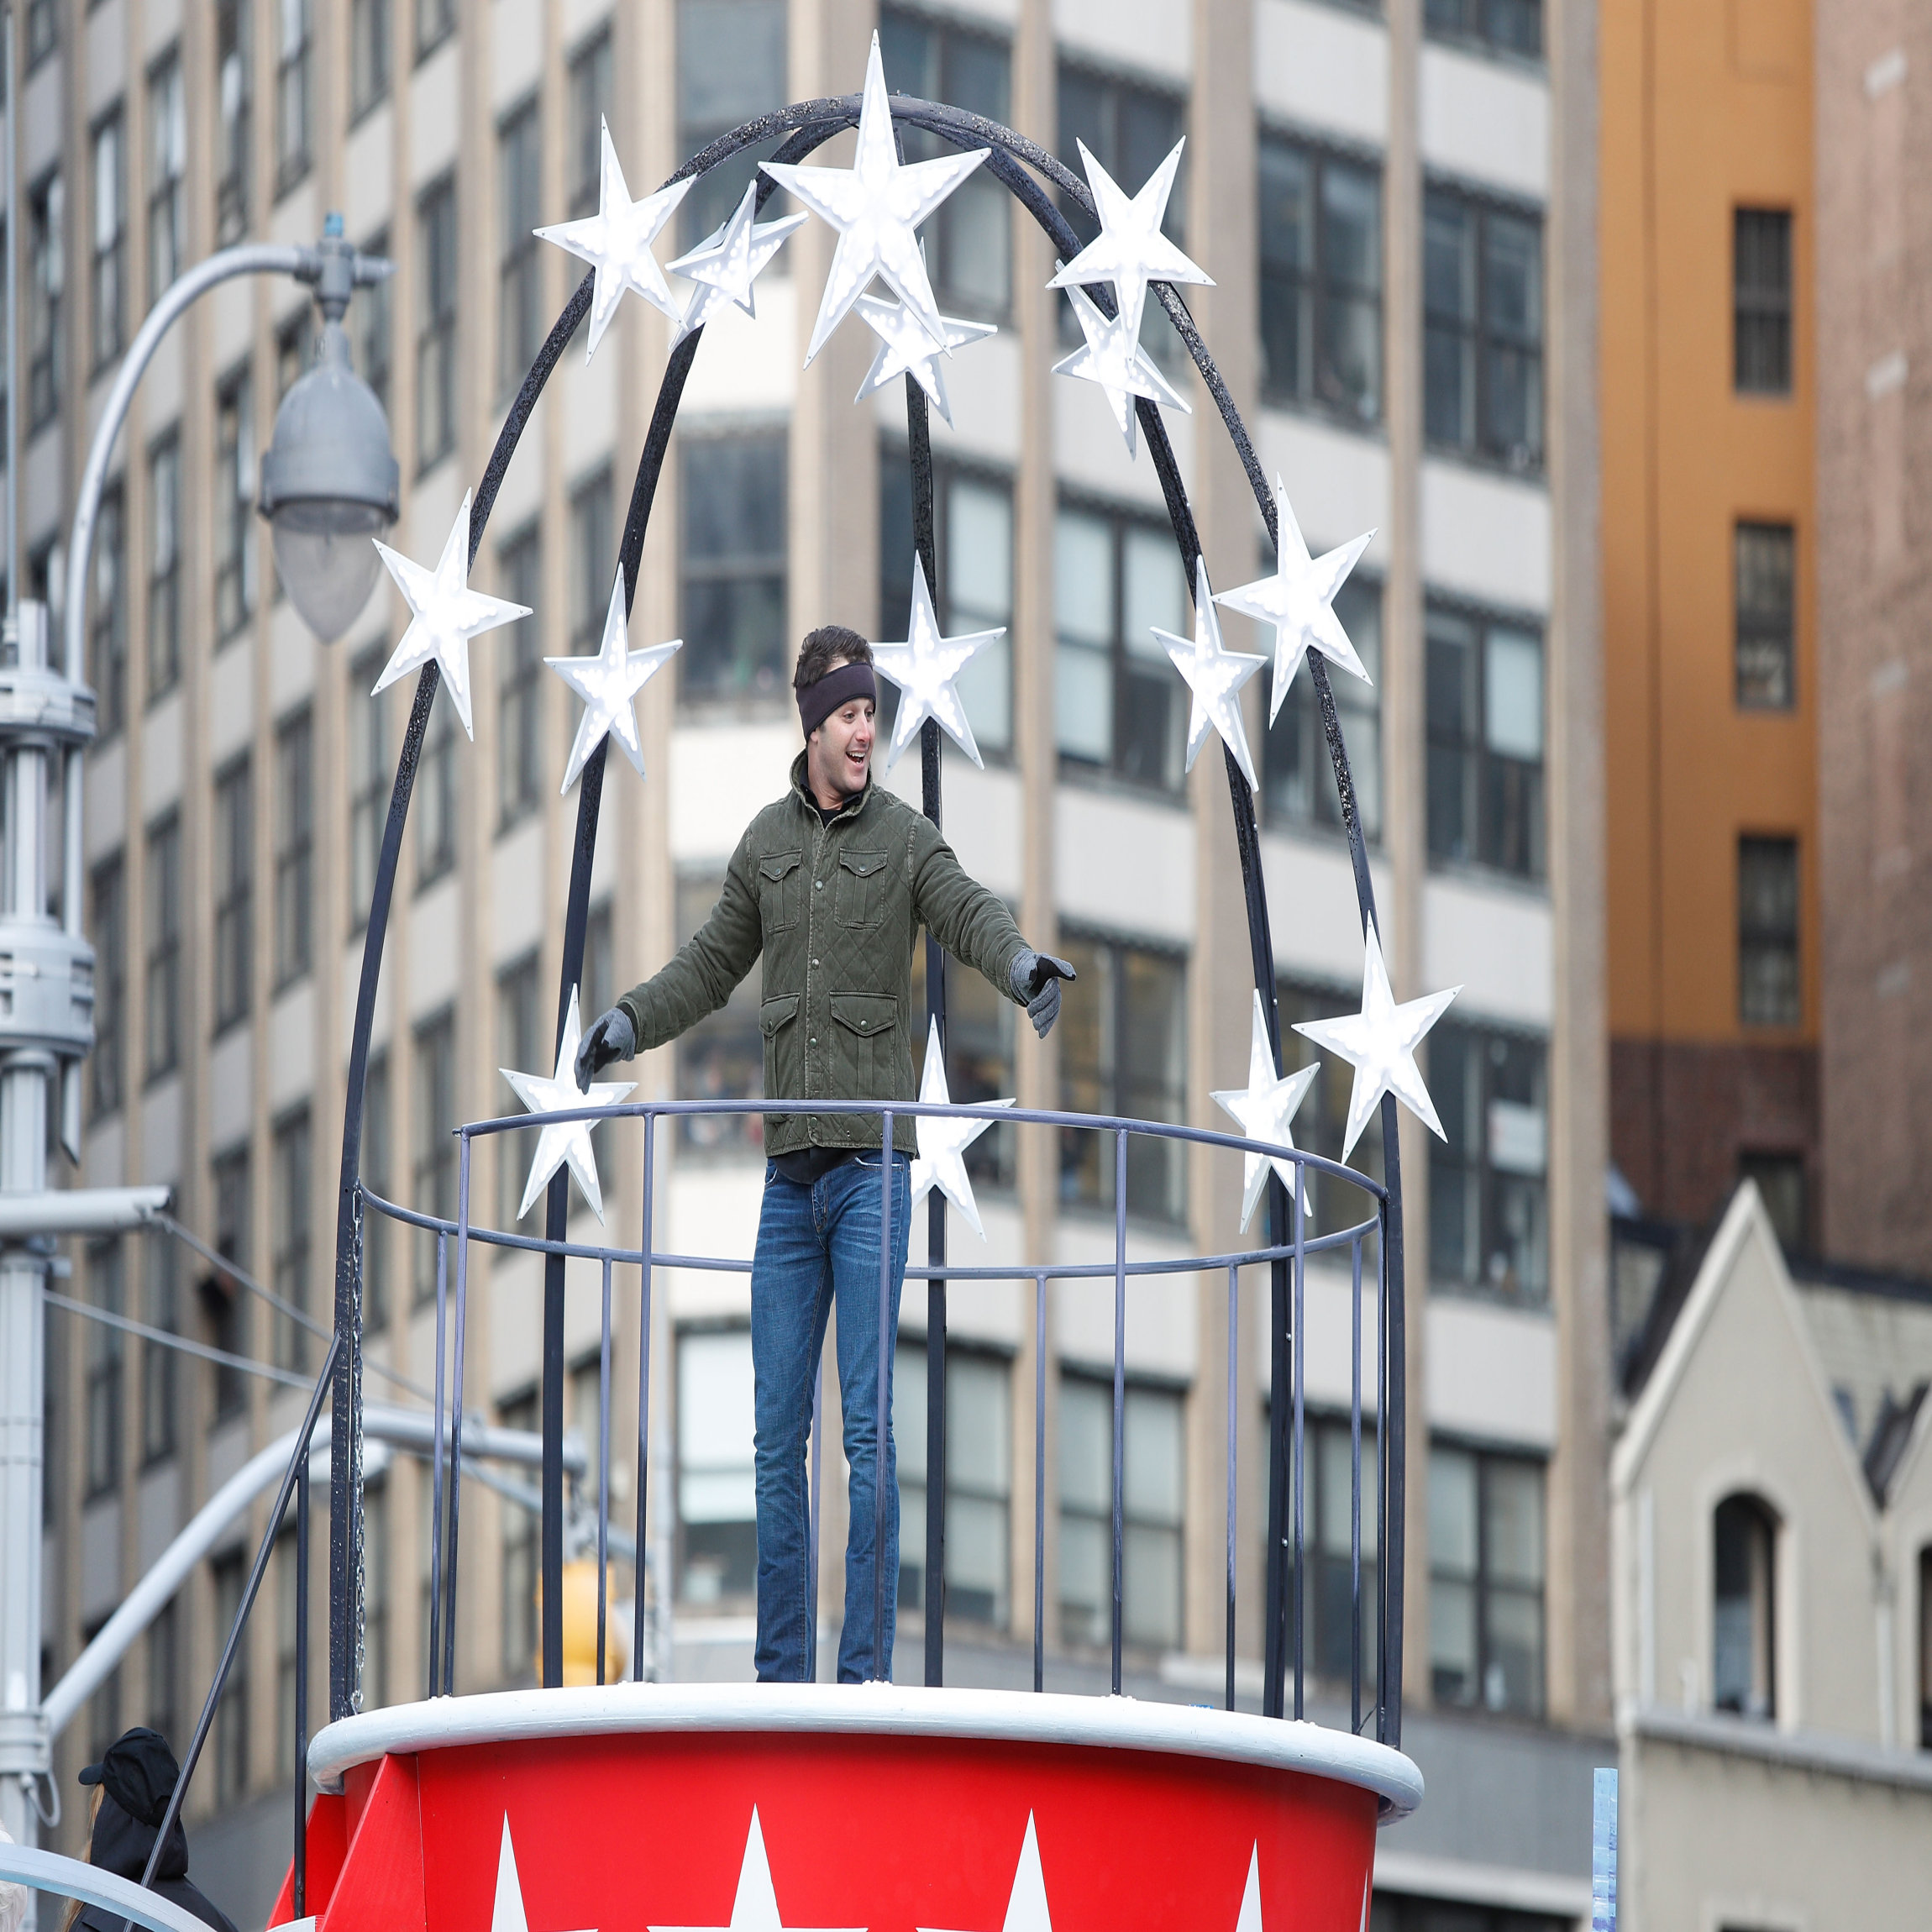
[65,1728,238,1932]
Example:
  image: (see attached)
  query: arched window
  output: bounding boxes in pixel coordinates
[1919,1544,1931,1750]
[1714,1493,1777,1719]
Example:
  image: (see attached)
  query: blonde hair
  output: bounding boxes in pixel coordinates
[56,1788,105,1932]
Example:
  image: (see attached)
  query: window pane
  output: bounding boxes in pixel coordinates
[1429,1445,1478,1575]
[1738,835,1800,1027]
[1058,1377,1111,1516]
[679,1327,757,1603]
[1483,1457,1544,1589]
[676,0,788,244]
[680,434,788,702]
[1483,627,1542,759]
[1054,512,1113,644]
[1735,521,1795,710]
[1123,1385,1182,1524]
[1121,526,1184,649]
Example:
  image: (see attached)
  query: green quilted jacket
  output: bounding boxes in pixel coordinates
[615,753,1029,1158]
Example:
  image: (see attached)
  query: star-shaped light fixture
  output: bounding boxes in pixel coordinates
[371,491,532,739]
[501,988,636,1225]
[547,570,682,793]
[921,1813,1053,1932]
[489,1817,595,1932]
[871,558,1005,772]
[1292,924,1460,1158]
[909,1017,1015,1242]
[1215,475,1376,723]
[1051,277,1190,458]
[650,1809,859,1932]
[762,33,989,365]
[1149,556,1268,790]
[1048,139,1212,340]
[535,120,693,360]
[664,179,807,350]
[853,293,997,428]
[1211,991,1320,1230]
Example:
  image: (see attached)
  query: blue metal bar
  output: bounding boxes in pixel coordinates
[443,1136,473,1696]
[633,1115,655,1680]
[1376,1195,1390,1743]
[1351,1231,1363,1736]
[1226,1262,1238,1714]
[1292,1163,1306,1721]
[874,1113,895,1680]
[426,1229,447,1698]
[597,1256,612,1685]
[1033,1273,1047,1694]
[808,1341,822,1682]
[1111,1129,1126,1697]
[292,1446,309,1915]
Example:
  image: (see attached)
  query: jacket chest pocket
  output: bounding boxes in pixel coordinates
[834,849,890,928]
[759,851,804,935]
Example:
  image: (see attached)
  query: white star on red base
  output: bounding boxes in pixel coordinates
[921,1813,1054,1932]
[489,1817,595,1932]
[650,1809,859,1932]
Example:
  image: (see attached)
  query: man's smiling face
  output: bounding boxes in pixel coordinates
[808,668,876,803]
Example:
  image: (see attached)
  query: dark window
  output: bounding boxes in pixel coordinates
[140,1239,178,1464]
[216,1,252,246]
[1296,1412,1379,1684]
[415,683,459,889]
[417,177,459,469]
[499,99,543,400]
[27,171,64,433]
[675,0,788,247]
[675,874,764,1156]
[896,1344,1011,1625]
[496,953,543,1224]
[497,527,543,829]
[1426,602,1544,878]
[500,1389,540,1665]
[675,1332,755,1605]
[208,1145,252,1420]
[1739,1151,1806,1253]
[272,1108,312,1371]
[1735,522,1794,710]
[360,1480,388,1708]
[214,365,256,638]
[1276,978,1387,1234]
[147,432,181,697]
[213,756,254,1032]
[148,54,186,302]
[1059,1373,1184,1651]
[24,0,55,70]
[144,813,181,1080]
[276,0,312,193]
[350,0,391,119]
[1430,1019,1548,1303]
[416,0,455,61]
[354,227,392,421]
[145,1601,177,1741]
[1258,133,1381,423]
[879,9,1011,317]
[1424,186,1543,469]
[349,647,389,931]
[1429,1442,1545,1717]
[1054,502,1189,794]
[1058,933,1187,1224]
[361,1051,391,1330]
[276,306,313,405]
[567,29,615,219]
[1714,1492,1777,1719]
[82,1615,122,1783]
[1263,577,1382,838]
[1735,209,1792,396]
[90,854,125,1118]
[274,709,314,987]
[412,1008,457,1304]
[1738,835,1800,1027]
[212,1551,249,1800]
[84,1241,124,1499]
[92,109,126,368]
[1423,0,1543,58]
[680,432,788,704]
[92,486,127,738]
[568,466,614,654]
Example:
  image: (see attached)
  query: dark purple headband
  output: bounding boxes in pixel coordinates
[797,660,877,739]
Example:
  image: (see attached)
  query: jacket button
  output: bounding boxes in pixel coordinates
[811,958,818,967]
[816,879,824,890]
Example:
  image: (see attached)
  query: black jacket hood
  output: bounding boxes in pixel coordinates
[88,1793,188,1883]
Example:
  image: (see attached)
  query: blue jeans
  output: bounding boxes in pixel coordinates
[750,1152,910,1683]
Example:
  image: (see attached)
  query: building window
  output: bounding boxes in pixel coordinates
[215,365,257,638]
[1735,209,1792,396]
[147,432,181,699]
[499,99,543,400]
[140,1239,178,1465]
[272,1108,312,1372]
[879,454,1014,759]
[499,1389,538,1675]
[1423,186,1543,470]
[350,0,391,120]
[1429,1443,1545,1718]
[147,54,186,302]
[208,1145,252,1420]
[92,110,126,369]
[567,29,615,220]
[896,1345,1012,1627]
[276,0,312,192]
[1426,603,1544,879]
[1735,522,1795,711]
[276,1534,302,1770]
[145,1600,177,1743]
[412,1008,457,1304]
[144,813,181,1081]
[680,433,788,705]
[1058,933,1187,1225]
[276,305,313,407]
[354,228,392,422]
[212,1552,249,1801]
[92,486,127,739]
[90,855,125,1120]
[1304,1412,1379,1683]
[416,683,459,889]
[361,1050,391,1331]
[273,710,313,988]
[27,171,64,434]
[568,466,615,654]
[1060,1374,1184,1652]
[677,1328,756,1605]
[416,0,456,60]
[496,953,543,1225]
[216,1,252,246]
[417,177,459,470]
[24,0,55,70]
[1258,133,1381,423]
[1714,1492,1777,1719]
[1423,0,1543,58]
[1276,978,1387,1232]
[1263,577,1382,839]
[497,527,543,829]
[360,1479,388,1709]
[1738,835,1800,1028]
[349,649,388,932]
[879,10,1011,317]
[674,873,764,1156]
[84,1242,125,1499]
[1430,1019,1549,1304]
[675,0,787,246]
[213,756,254,1033]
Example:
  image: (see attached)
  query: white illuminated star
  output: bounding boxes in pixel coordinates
[853,293,998,427]
[490,1817,595,1932]
[762,33,989,364]
[910,1017,1014,1242]
[1293,924,1460,1158]
[871,557,1004,772]
[664,180,807,349]
[649,1809,859,1932]
[535,121,693,359]
[1149,556,1268,790]
[921,1812,1054,1932]
[1215,475,1375,723]
[1048,139,1212,341]
[501,988,635,1224]
[1051,277,1190,458]
[1211,992,1320,1230]
[547,570,682,793]
[371,491,532,740]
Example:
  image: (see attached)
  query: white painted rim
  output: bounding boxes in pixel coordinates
[308,1683,1423,1821]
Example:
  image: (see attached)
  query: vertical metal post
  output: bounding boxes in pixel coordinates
[291,1451,309,1915]
[1380,1092,1406,1750]
[1110,1130,1126,1697]
[1033,1273,1046,1694]
[874,1112,895,1681]
[807,1345,822,1682]
[1263,1176,1290,1719]
[1226,1262,1238,1714]
[597,1257,612,1685]
[633,1115,654,1680]
[426,1229,448,1698]
[1376,1196,1390,1743]
[442,1137,473,1696]
[1351,1231,1363,1737]
[1292,1168,1306,1721]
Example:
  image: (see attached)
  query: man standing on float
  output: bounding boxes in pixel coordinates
[575,624,1074,1684]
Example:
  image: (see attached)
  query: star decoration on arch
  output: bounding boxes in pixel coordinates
[853,293,997,428]
[762,33,990,365]
[650,1809,859,1932]
[501,988,636,1225]
[1149,556,1268,790]
[1048,138,1212,340]
[665,179,808,350]
[547,569,682,793]
[871,557,1005,771]
[1214,475,1376,723]
[921,1812,1054,1932]
[1292,923,1460,1158]
[371,491,533,740]
[488,1817,595,1932]
[1052,277,1190,458]
[1211,991,1320,1230]
[535,119,694,360]
[910,1016,1015,1242]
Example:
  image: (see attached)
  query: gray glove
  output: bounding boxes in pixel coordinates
[1010,949,1076,1040]
[575,1005,634,1091]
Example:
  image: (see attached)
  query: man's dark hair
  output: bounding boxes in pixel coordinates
[795,625,872,690]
